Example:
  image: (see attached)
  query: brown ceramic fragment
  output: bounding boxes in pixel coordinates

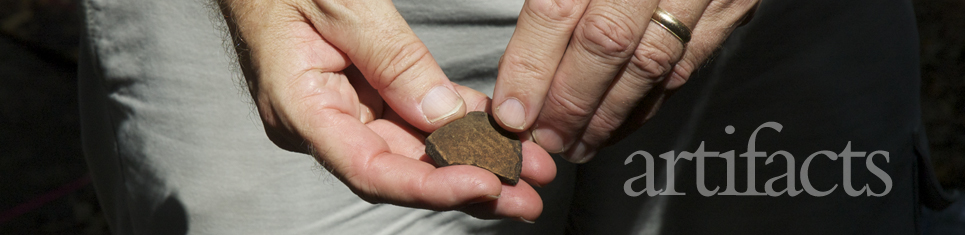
[425,111,522,185]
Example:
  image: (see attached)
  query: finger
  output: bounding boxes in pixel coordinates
[345,65,383,123]
[249,12,357,154]
[312,108,503,209]
[557,0,710,162]
[530,0,662,155]
[262,53,503,208]
[666,0,760,90]
[272,48,502,209]
[460,180,543,222]
[377,99,556,186]
[454,84,556,187]
[370,116,550,220]
[377,83,492,138]
[572,0,756,162]
[491,0,590,132]
[520,140,556,188]
[737,1,759,27]
[305,1,466,132]
[452,83,493,113]
[368,119,431,163]
[226,2,506,212]
[363,88,552,214]
[603,80,670,147]
[454,83,556,187]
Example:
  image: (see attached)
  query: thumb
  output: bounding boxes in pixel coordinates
[306,1,466,131]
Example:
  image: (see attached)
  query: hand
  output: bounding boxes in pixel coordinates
[491,0,759,163]
[217,0,556,221]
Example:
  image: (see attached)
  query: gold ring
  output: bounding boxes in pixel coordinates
[650,8,691,44]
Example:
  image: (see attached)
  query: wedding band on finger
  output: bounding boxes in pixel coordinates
[650,7,692,44]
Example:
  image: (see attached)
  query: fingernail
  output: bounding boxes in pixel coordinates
[496,98,526,130]
[421,86,464,123]
[469,194,500,205]
[532,127,565,154]
[516,217,535,224]
[565,142,596,164]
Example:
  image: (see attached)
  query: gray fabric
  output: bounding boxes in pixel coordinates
[79,0,569,234]
[79,0,934,234]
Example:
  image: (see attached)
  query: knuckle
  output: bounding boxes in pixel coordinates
[257,105,306,153]
[525,0,586,23]
[353,188,384,205]
[344,170,386,204]
[706,0,760,23]
[628,41,678,80]
[545,85,597,120]
[712,0,759,11]
[576,14,638,59]
[356,195,380,204]
[585,108,624,141]
[666,60,696,89]
[264,130,302,153]
[372,39,431,90]
[501,51,555,82]
[595,104,629,131]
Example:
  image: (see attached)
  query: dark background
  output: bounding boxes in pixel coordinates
[0,0,962,233]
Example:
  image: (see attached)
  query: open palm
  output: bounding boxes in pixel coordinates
[219,0,555,221]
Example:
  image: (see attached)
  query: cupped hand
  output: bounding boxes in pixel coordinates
[217,0,556,221]
[491,0,759,163]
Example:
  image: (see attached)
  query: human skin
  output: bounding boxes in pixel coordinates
[491,0,758,163]
[217,0,556,221]
[216,0,757,222]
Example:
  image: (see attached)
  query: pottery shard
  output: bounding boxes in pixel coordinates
[425,111,522,185]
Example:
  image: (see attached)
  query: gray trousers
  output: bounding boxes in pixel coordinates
[79,0,946,234]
